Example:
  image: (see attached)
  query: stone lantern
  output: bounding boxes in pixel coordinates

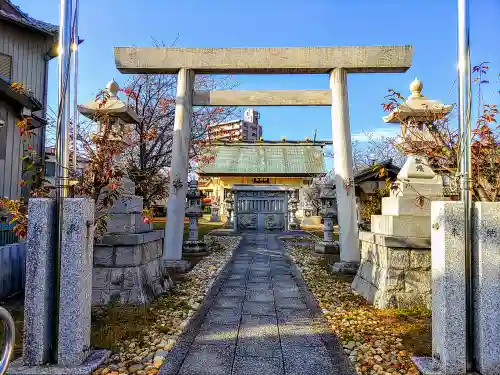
[77,80,172,305]
[224,190,235,229]
[183,179,207,254]
[287,190,300,230]
[382,78,454,189]
[78,79,140,194]
[314,182,339,254]
[351,79,453,307]
[210,197,221,222]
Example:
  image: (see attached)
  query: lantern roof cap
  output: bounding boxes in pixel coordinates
[78,79,142,124]
[382,78,454,123]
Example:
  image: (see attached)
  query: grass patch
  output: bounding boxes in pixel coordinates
[90,292,188,352]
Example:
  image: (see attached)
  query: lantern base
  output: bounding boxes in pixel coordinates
[183,240,209,256]
[330,261,359,275]
[314,241,339,255]
[164,259,193,274]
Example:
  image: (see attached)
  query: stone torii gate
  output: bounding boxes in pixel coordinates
[113,46,413,271]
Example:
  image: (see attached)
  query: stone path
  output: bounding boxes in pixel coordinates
[160,233,355,375]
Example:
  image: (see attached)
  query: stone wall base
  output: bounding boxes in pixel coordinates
[352,231,431,309]
[92,232,172,305]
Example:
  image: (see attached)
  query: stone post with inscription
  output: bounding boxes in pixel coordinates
[7,199,111,375]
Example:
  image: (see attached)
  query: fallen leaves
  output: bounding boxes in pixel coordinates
[283,239,430,375]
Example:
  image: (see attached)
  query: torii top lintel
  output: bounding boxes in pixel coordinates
[114,46,413,75]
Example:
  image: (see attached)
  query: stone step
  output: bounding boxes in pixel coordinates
[371,214,430,237]
[105,195,144,214]
[391,181,444,199]
[381,196,431,216]
[105,213,152,234]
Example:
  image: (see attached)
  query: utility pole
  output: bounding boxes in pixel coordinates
[53,0,73,362]
[457,0,473,372]
[72,0,79,171]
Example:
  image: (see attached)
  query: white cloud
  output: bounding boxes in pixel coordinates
[351,127,400,142]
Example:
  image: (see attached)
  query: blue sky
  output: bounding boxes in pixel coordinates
[16,0,500,145]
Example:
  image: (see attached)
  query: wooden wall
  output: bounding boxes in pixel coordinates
[0,20,53,200]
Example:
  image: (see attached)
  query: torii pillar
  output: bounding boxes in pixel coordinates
[113,46,413,267]
[329,68,360,272]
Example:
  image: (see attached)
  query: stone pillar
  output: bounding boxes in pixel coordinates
[329,68,360,270]
[164,68,195,261]
[9,198,110,375]
[183,180,207,255]
[22,198,56,366]
[58,198,94,366]
[472,202,500,374]
[413,201,467,375]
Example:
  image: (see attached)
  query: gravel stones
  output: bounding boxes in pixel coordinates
[282,237,428,375]
[92,235,241,375]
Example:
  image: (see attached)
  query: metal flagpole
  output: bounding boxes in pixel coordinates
[457,0,474,372]
[72,0,79,170]
[53,0,73,362]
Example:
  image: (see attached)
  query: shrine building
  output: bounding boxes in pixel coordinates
[197,140,328,221]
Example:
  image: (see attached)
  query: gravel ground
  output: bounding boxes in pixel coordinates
[282,237,430,375]
[92,235,242,375]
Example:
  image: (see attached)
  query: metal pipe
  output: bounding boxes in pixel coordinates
[457,0,473,371]
[53,0,73,363]
[72,0,79,170]
[0,307,15,375]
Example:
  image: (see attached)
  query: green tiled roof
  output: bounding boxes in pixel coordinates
[198,143,326,176]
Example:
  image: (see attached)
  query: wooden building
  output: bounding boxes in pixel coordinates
[0,0,58,200]
[197,140,327,218]
[334,159,401,229]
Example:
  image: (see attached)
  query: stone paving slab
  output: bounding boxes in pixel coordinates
[246,289,274,302]
[242,301,276,316]
[283,346,336,375]
[232,356,285,375]
[213,295,245,309]
[178,344,234,375]
[194,321,239,345]
[205,308,242,324]
[219,287,246,298]
[160,233,356,375]
[237,314,281,357]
